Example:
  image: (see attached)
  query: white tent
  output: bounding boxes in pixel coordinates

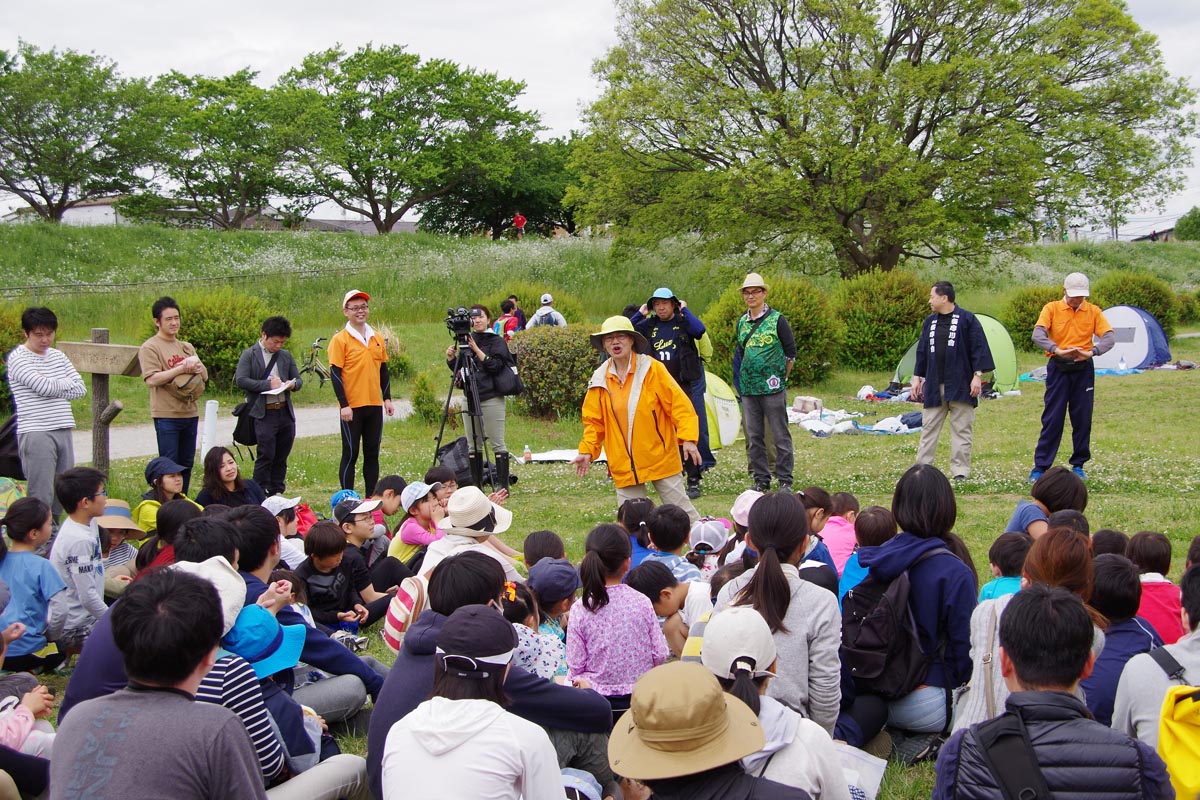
[1092,305,1171,370]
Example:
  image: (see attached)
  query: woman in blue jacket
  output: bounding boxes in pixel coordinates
[846,464,978,753]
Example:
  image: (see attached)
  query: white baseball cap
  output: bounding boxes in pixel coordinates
[1063,273,1090,298]
[541,293,554,305]
[342,289,370,308]
[700,606,778,680]
[261,495,301,517]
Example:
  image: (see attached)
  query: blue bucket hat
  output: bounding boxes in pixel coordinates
[646,287,679,310]
[330,488,361,513]
[221,605,306,679]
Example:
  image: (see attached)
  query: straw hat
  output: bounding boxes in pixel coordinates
[588,316,648,354]
[443,486,513,538]
[608,661,764,780]
[741,273,769,291]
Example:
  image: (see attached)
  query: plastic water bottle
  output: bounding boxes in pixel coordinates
[1118,355,1126,371]
[523,444,532,463]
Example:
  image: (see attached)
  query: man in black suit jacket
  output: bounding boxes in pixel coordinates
[234,316,303,496]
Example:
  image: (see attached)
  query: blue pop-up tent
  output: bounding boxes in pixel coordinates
[1093,305,1171,370]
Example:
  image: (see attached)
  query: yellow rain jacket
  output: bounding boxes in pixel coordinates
[578,353,698,488]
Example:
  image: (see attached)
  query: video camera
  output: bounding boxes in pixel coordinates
[446,307,474,346]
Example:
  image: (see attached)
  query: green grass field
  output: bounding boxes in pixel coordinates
[6,226,1200,797]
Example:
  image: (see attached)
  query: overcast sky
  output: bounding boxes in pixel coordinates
[3,0,1197,236]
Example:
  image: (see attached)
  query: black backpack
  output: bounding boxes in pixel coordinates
[841,547,949,699]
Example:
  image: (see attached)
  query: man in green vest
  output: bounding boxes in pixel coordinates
[732,273,796,492]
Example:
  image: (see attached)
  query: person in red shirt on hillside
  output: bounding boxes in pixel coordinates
[513,211,526,240]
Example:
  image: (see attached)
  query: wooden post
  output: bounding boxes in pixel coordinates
[91,329,111,475]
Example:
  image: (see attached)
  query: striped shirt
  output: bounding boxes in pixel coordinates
[197,654,284,784]
[103,541,138,571]
[6,345,85,434]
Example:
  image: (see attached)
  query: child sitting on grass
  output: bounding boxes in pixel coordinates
[626,560,713,657]
[294,520,390,629]
[522,530,565,569]
[821,491,860,576]
[49,467,109,651]
[367,474,407,538]
[837,506,897,604]
[643,504,702,582]
[978,533,1032,601]
[1126,530,1185,644]
[500,581,567,680]
[0,497,67,673]
[387,481,443,571]
[526,557,579,646]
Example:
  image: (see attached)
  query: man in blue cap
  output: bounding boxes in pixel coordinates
[632,288,711,498]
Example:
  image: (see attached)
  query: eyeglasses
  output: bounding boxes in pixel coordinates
[89,489,107,499]
[741,288,765,296]
[346,304,369,312]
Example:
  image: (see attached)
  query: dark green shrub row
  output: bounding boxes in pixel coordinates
[509,325,598,419]
[143,288,267,392]
[0,306,23,414]
[1092,270,1178,337]
[1001,285,1063,352]
[834,270,929,372]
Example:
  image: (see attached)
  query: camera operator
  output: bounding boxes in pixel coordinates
[445,304,521,492]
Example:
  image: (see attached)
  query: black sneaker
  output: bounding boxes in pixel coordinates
[686,479,701,499]
[753,482,771,493]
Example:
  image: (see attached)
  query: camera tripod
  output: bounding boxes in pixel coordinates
[433,338,497,491]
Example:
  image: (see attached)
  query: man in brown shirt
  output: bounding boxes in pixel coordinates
[139,296,207,493]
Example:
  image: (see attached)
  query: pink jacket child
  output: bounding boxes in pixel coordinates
[567,525,669,713]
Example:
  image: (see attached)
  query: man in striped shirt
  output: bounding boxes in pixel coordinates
[6,307,86,520]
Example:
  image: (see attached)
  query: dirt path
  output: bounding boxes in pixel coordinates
[73,400,414,463]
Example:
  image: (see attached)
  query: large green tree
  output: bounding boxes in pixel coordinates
[0,42,157,222]
[418,134,578,239]
[278,44,537,234]
[574,0,1196,275]
[140,69,294,230]
[1175,207,1200,241]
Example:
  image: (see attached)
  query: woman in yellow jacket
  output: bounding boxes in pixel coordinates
[571,316,701,522]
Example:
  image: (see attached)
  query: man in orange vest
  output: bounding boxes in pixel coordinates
[1029,273,1114,482]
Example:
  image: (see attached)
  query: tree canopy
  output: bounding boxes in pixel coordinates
[279,44,539,234]
[572,0,1197,275]
[143,69,295,230]
[1175,207,1200,242]
[0,42,156,221]
[418,134,578,239]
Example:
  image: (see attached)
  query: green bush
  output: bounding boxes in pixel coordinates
[509,325,598,418]
[1176,292,1199,326]
[373,323,412,380]
[834,270,929,372]
[1001,285,1062,352]
[409,369,443,424]
[1092,270,1179,337]
[704,275,841,386]
[145,289,267,392]
[0,306,24,415]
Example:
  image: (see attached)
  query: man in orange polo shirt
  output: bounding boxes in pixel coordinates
[329,289,394,495]
[1029,272,1114,482]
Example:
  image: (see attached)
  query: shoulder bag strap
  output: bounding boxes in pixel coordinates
[982,602,999,720]
[974,712,1052,800]
[736,310,771,354]
[1149,646,1188,682]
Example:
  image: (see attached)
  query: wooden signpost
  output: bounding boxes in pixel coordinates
[58,329,141,475]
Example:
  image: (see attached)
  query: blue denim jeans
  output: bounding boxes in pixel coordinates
[153,416,199,493]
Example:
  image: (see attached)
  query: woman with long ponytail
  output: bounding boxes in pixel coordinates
[714,492,842,735]
[567,524,669,725]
